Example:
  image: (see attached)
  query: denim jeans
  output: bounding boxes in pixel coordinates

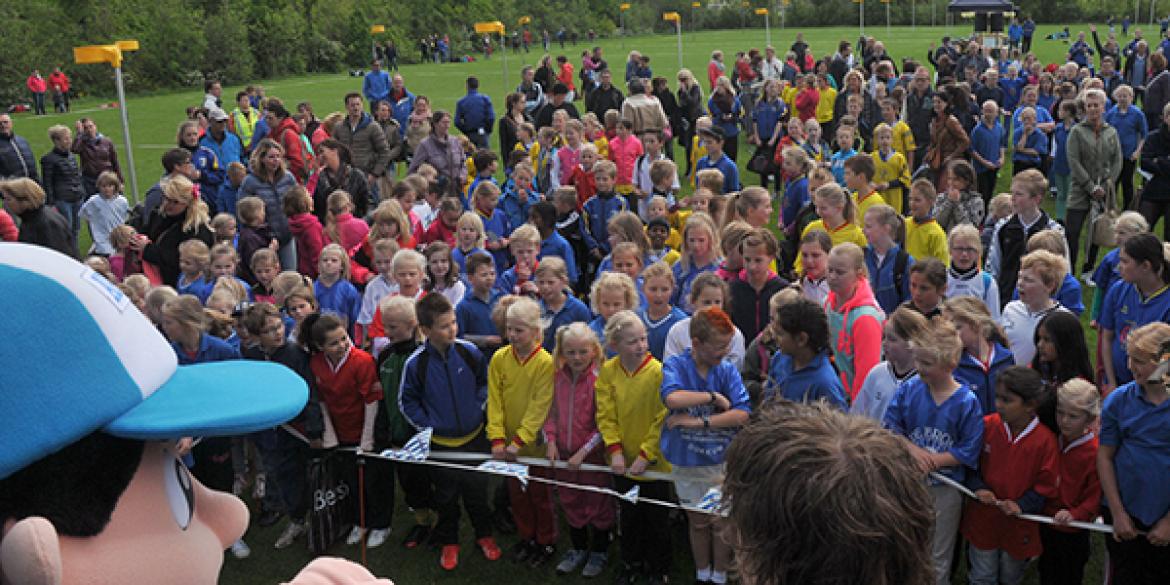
[55,200,82,247]
[967,544,1028,585]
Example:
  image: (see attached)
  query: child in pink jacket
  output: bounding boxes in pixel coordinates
[543,323,615,577]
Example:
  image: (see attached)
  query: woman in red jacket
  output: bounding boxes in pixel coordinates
[794,74,821,122]
[265,102,308,183]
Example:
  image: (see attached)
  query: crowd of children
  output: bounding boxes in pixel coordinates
[10,26,1170,585]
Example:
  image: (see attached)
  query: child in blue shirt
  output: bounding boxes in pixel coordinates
[453,211,487,278]
[313,244,361,330]
[471,182,511,273]
[638,261,687,361]
[883,320,984,582]
[581,160,628,263]
[1105,85,1148,210]
[529,201,578,282]
[535,257,591,351]
[862,204,914,316]
[969,100,1007,202]
[1090,212,1148,322]
[465,149,500,210]
[456,252,505,354]
[1099,234,1170,391]
[498,163,540,231]
[176,240,215,304]
[1011,106,1049,176]
[1097,322,1170,584]
[693,127,741,193]
[1051,100,1078,222]
[659,307,751,585]
[829,125,858,186]
[765,297,848,409]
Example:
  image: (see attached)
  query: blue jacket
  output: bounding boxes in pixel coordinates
[391,90,415,135]
[752,98,787,142]
[249,117,269,152]
[398,339,488,442]
[363,70,391,103]
[498,178,541,230]
[765,350,848,409]
[200,131,243,167]
[1011,126,1049,164]
[188,145,225,213]
[0,132,39,182]
[582,191,628,254]
[455,90,496,136]
[172,333,240,365]
[864,245,914,315]
[953,343,1013,416]
[540,231,579,282]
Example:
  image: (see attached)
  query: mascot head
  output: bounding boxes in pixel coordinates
[0,243,308,585]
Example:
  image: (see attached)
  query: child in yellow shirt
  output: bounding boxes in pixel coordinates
[796,183,868,274]
[843,153,884,220]
[487,297,557,563]
[904,179,950,265]
[687,116,712,184]
[871,123,912,215]
[879,97,917,170]
[595,311,672,584]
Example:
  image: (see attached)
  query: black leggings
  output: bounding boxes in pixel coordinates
[1118,157,1138,210]
[1065,207,1100,273]
[1139,198,1170,241]
[723,134,739,167]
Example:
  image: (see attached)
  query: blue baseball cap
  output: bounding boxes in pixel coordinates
[0,244,308,479]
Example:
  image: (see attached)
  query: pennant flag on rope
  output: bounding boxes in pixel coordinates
[696,488,723,511]
[620,485,640,503]
[380,428,432,462]
[478,460,530,487]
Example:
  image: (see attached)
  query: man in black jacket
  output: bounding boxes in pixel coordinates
[534,84,580,129]
[0,114,39,184]
[585,69,624,120]
[0,177,75,258]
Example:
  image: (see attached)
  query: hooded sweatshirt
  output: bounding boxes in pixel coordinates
[824,276,884,399]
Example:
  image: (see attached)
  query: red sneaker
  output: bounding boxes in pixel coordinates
[477,536,502,561]
[440,545,460,570]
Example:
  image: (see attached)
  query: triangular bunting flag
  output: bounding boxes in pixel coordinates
[620,485,640,503]
[696,488,722,511]
[380,428,432,462]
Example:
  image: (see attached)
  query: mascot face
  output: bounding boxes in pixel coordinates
[56,443,247,585]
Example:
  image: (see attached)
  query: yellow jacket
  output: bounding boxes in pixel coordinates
[486,344,555,456]
[595,354,671,478]
[816,87,837,125]
[905,217,950,265]
[871,149,911,215]
[890,120,917,163]
[795,219,868,274]
[688,136,707,184]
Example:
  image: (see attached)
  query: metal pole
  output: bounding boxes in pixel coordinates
[886,0,890,35]
[502,34,508,86]
[113,66,139,205]
[913,0,916,30]
[860,0,865,36]
[676,21,684,71]
[765,12,771,47]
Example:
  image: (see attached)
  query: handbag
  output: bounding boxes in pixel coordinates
[1089,180,1119,248]
[306,452,352,554]
[748,148,774,175]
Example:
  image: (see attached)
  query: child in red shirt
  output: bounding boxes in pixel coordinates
[1038,379,1101,585]
[961,367,1059,585]
[300,313,392,548]
[421,197,462,248]
[607,120,643,204]
[567,143,599,209]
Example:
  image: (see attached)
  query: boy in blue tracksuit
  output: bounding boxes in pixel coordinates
[764,298,849,409]
[582,160,627,262]
[399,293,500,568]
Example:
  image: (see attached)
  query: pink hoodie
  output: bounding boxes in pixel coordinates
[543,364,615,530]
[332,212,369,253]
[824,276,884,400]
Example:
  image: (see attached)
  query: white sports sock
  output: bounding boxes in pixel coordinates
[710,570,727,584]
[696,567,712,581]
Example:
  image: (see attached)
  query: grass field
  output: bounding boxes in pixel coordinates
[8,23,1123,584]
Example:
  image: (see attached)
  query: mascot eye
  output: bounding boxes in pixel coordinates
[164,456,195,530]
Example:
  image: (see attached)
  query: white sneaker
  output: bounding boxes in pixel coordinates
[366,528,391,548]
[274,521,306,550]
[230,539,251,559]
[346,526,367,545]
[1081,272,1095,287]
[252,473,266,500]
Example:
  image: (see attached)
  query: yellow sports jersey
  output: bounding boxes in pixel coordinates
[890,120,917,162]
[486,345,555,457]
[782,85,798,114]
[855,189,885,221]
[688,136,707,184]
[592,135,610,160]
[795,219,868,274]
[464,156,477,198]
[816,87,837,125]
[871,149,911,215]
[595,353,671,478]
[905,217,950,265]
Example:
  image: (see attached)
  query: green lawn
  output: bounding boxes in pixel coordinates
[9,23,1123,584]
